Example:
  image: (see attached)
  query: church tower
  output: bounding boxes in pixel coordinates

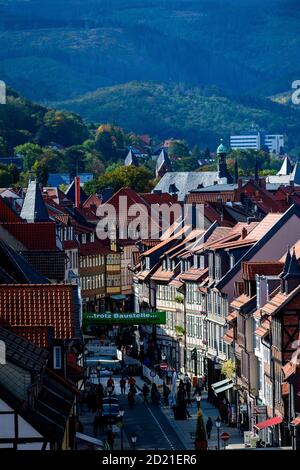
[217,139,233,184]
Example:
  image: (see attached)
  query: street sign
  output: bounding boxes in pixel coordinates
[83,311,167,326]
[150,370,156,378]
[253,405,267,415]
[160,362,168,371]
[220,432,230,442]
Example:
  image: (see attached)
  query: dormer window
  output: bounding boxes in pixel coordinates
[82,233,86,244]
[90,232,95,243]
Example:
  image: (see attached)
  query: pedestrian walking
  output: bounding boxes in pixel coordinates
[206,417,213,439]
[120,376,126,395]
[107,376,115,391]
[163,382,170,406]
[142,383,150,404]
[185,378,192,404]
[151,383,158,405]
[128,390,135,408]
[195,394,202,410]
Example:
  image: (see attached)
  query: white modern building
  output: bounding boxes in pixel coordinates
[230,132,284,154]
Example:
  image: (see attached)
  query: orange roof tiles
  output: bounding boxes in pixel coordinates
[9,325,53,348]
[255,318,271,337]
[0,284,80,343]
[282,361,297,380]
[230,294,255,310]
[152,268,174,282]
[179,268,208,282]
[226,311,238,323]
[223,328,234,344]
[242,261,284,280]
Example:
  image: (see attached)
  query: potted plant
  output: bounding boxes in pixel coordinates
[194,409,208,450]
[174,325,185,340]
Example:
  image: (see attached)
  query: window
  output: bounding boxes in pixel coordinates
[53,346,62,370]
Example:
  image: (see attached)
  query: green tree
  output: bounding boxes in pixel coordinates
[84,165,154,194]
[168,140,190,159]
[14,142,43,172]
[37,110,89,147]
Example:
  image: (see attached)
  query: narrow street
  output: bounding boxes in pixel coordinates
[117,391,185,450]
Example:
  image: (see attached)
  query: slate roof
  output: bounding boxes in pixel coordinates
[156,149,171,174]
[65,179,88,204]
[0,326,76,444]
[0,240,49,284]
[21,250,66,282]
[125,149,139,166]
[20,180,50,222]
[190,184,238,193]
[277,156,293,176]
[0,326,49,373]
[153,172,228,201]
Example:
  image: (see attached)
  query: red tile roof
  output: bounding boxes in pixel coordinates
[242,261,284,280]
[179,268,208,282]
[1,222,57,251]
[152,268,174,282]
[0,284,80,343]
[254,285,300,319]
[226,311,237,323]
[230,294,255,310]
[9,325,53,348]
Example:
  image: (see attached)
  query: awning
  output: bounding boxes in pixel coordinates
[254,416,283,431]
[111,294,126,301]
[211,378,234,395]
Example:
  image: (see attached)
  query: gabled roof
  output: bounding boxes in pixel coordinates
[156,149,171,174]
[216,208,296,290]
[291,159,300,185]
[20,180,50,222]
[0,326,49,373]
[125,149,139,166]
[65,179,88,204]
[277,156,293,176]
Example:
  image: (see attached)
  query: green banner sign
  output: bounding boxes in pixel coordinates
[83,311,166,326]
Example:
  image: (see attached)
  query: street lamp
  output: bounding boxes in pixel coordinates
[215,416,221,450]
[119,407,125,450]
[131,432,137,450]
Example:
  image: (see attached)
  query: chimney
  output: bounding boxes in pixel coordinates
[241,227,247,239]
[75,176,81,208]
[238,178,243,189]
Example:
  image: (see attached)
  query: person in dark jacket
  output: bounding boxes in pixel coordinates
[142,383,150,404]
[206,417,213,439]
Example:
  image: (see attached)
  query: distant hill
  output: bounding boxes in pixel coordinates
[0,0,300,102]
[55,81,300,150]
